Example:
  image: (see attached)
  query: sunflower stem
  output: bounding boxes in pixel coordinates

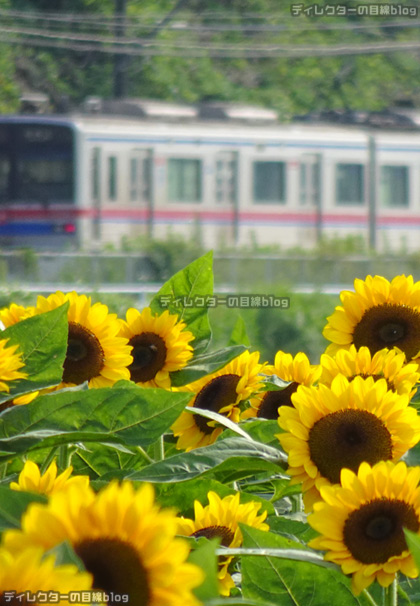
[40,447,60,474]
[58,445,71,470]
[0,461,8,480]
[362,589,380,606]
[384,579,398,606]
[135,445,154,464]
[290,494,303,513]
[153,435,165,461]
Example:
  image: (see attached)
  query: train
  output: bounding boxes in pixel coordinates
[1,97,420,252]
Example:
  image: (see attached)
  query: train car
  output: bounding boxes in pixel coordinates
[1,99,420,252]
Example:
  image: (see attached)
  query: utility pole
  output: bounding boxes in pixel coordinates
[113,0,127,99]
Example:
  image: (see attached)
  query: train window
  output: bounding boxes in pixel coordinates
[380,165,409,208]
[129,152,152,203]
[215,152,237,204]
[91,148,100,201]
[168,158,202,203]
[108,156,118,201]
[130,157,139,201]
[253,161,286,204]
[336,163,364,205]
[17,157,73,201]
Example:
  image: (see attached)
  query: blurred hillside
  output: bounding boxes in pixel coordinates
[1,0,420,116]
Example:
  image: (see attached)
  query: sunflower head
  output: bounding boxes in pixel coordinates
[320,344,420,397]
[0,546,92,602]
[177,491,269,595]
[10,460,89,496]
[35,291,132,388]
[0,303,35,328]
[308,460,420,594]
[3,481,203,606]
[118,307,194,388]
[0,338,27,393]
[243,350,321,420]
[171,350,265,451]
[277,374,420,511]
[323,275,420,362]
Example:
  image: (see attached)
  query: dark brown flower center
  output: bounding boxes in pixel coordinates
[74,537,149,605]
[62,321,105,384]
[308,409,393,484]
[128,333,167,382]
[344,498,420,564]
[191,525,235,546]
[257,383,299,419]
[0,400,15,414]
[193,374,240,434]
[353,303,420,360]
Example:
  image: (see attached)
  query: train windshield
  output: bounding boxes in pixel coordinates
[0,122,74,203]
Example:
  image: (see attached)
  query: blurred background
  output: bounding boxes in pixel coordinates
[1,0,420,361]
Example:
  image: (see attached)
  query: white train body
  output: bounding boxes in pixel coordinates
[1,101,420,251]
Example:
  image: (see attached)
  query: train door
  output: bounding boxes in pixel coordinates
[215,151,239,242]
[299,153,322,243]
[129,149,153,236]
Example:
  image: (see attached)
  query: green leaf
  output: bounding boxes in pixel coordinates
[241,526,372,606]
[170,345,247,387]
[0,382,191,455]
[46,540,86,571]
[228,315,250,347]
[156,478,235,516]
[405,529,420,571]
[149,251,213,355]
[188,538,220,602]
[240,419,281,447]
[0,305,69,403]
[156,476,274,517]
[0,486,47,533]
[111,437,286,483]
[186,406,254,442]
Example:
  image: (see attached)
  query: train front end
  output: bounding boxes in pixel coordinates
[0,118,79,249]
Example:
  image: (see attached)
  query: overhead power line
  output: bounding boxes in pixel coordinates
[2,27,420,58]
[0,8,420,33]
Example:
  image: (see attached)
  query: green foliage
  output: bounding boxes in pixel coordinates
[112,437,285,483]
[0,382,190,457]
[241,526,374,606]
[3,0,420,114]
[150,250,213,355]
[0,486,46,531]
[0,305,69,403]
[2,252,420,604]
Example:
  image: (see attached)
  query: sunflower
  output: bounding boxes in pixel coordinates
[0,303,35,328]
[0,546,92,603]
[10,460,89,496]
[242,350,321,420]
[3,481,203,606]
[35,291,133,388]
[118,307,194,388]
[0,338,27,393]
[323,274,420,362]
[177,491,269,596]
[276,375,420,511]
[171,350,265,451]
[320,345,420,397]
[308,460,420,594]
